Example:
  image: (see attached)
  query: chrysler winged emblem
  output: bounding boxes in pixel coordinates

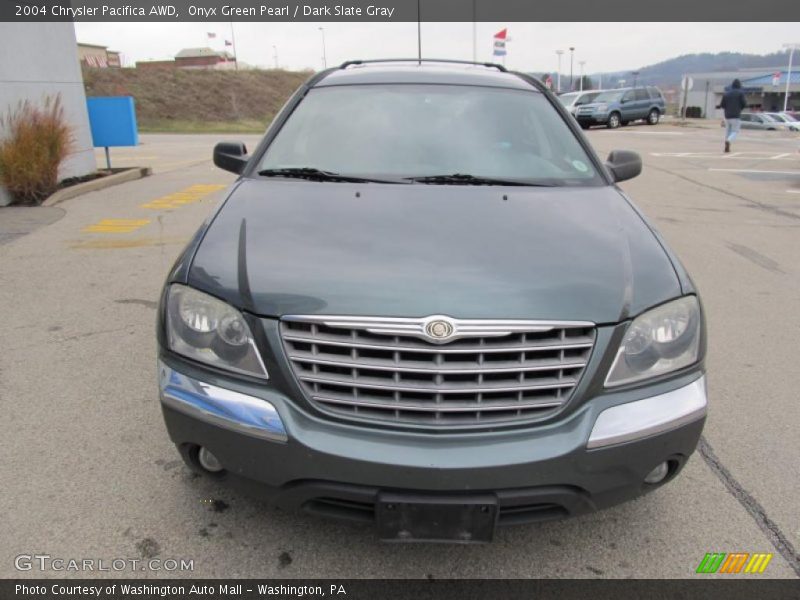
[424,318,455,341]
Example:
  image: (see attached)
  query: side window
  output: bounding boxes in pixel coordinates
[647,87,662,100]
[622,91,635,102]
[634,89,649,101]
[740,114,751,122]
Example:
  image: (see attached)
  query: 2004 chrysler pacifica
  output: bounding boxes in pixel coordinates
[157,59,707,543]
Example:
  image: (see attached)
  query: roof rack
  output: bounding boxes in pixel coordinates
[339,59,508,73]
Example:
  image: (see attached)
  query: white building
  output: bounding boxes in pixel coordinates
[682,67,800,118]
[0,23,95,205]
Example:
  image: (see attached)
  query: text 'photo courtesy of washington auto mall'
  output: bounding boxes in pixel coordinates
[0,0,799,597]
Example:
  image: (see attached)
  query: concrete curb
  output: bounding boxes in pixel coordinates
[42,167,152,207]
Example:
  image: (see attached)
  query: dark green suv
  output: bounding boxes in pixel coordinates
[157,60,706,543]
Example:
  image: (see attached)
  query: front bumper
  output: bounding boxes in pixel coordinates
[577,112,608,125]
[158,355,707,524]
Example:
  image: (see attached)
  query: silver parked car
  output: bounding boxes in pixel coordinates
[765,113,800,131]
[740,112,792,131]
[557,90,602,117]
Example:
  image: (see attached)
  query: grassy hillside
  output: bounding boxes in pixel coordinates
[83,68,312,132]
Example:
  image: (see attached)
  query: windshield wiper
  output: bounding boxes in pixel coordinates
[257,167,404,184]
[405,173,556,186]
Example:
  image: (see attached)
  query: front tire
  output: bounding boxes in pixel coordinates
[607,112,621,129]
[647,109,660,125]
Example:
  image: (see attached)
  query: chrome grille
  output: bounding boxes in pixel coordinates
[279,315,596,428]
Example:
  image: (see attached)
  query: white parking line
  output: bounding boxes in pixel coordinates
[653,152,797,160]
[709,168,800,175]
[786,189,800,194]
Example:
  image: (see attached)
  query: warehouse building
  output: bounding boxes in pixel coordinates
[137,47,237,70]
[682,67,800,118]
[77,43,122,68]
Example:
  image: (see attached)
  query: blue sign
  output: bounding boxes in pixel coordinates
[86,96,138,147]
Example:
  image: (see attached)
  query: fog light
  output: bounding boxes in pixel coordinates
[197,447,224,473]
[644,461,669,484]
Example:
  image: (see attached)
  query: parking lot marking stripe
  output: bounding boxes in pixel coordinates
[140,184,226,210]
[82,219,151,234]
[786,190,800,194]
[708,168,800,175]
[771,153,792,159]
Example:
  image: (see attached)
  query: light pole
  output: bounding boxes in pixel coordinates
[632,70,640,87]
[569,46,575,91]
[783,43,800,112]
[272,45,278,69]
[318,27,327,68]
[579,60,586,91]
[555,50,564,93]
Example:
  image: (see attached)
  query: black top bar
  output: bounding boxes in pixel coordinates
[339,59,508,72]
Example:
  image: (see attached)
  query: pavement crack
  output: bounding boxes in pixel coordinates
[647,163,800,222]
[698,435,800,576]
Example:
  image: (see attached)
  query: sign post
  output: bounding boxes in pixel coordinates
[681,76,693,120]
[86,97,138,171]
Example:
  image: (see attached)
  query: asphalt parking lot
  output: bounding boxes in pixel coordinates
[1,123,799,579]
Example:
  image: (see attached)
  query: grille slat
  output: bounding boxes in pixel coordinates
[288,354,586,374]
[280,315,595,429]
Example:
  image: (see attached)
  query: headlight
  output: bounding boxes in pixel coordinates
[166,284,268,379]
[605,296,701,387]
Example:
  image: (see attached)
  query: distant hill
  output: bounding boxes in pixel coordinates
[542,51,791,91]
[83,67,311,132]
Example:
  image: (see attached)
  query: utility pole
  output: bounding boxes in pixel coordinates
[632,70,640,87]
[569,47,575,91]
[579,61,586,91]
[783,43,799,112]
[318,27,327,68]
[229,21,238,71]
[471,0,476,62]
[555,50,563,93]
[272,45,278,69]
[417,0,422,64]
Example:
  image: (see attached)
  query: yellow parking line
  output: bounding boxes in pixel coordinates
[140,184,226,210]
[82,219,151,234]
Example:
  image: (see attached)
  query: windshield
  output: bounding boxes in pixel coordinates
[593,91,624,103]
[258,84,602,186]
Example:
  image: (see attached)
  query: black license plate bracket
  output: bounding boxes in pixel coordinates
[376,493,498,543]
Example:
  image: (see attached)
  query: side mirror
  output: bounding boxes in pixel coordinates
[213,141,248,174]
[606,150,642,183]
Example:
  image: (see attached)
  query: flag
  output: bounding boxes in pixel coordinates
[493,28,507,57]
[207,32,216,39]
[225,40,233,47]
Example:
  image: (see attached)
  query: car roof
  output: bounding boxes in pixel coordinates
[314,62,538,91]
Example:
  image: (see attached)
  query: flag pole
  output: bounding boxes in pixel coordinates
[471,0,476,62]
[417,0,422,64]
[230,21,238,71]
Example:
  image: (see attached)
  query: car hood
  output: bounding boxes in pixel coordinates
[577,102,608,110]
[186,179,681,323]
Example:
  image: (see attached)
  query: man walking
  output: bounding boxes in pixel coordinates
[718,79,747,153]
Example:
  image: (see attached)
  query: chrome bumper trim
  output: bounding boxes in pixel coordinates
[587,375,707,449]
[158,361,287,442]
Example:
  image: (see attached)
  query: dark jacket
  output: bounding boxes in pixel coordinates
[719,84,747,119]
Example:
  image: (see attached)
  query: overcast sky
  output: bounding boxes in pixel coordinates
[74,22,798,73]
